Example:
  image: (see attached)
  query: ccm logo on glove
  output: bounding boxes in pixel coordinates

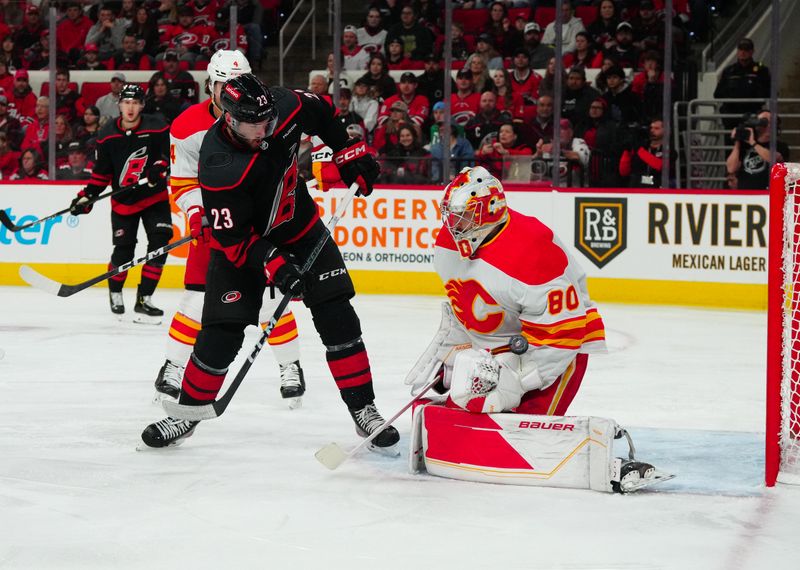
[333,142,367,165]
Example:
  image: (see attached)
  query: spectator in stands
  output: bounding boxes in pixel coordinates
[117,0,137,25]
[563,31,602,70]
[57,141,93,181]
[336,88,365,131]
[74,105,101,155]
[466,56,493,93]
[386,36,414,70]
[8,70,36,126]
[538,57,567,99]
[602,65,641,125]
[414,0,441,31]
[468,34,504,71]
[230,0,264,66]
[57,2,93,65]
[110,32,153,70]
[429,123,474,183]
[371,0,403,29]
[604,22,638,70]
[475,122,532,179]
[714,38,772,130]
[342,25,371,71]
[128,6,161,58]
[0,2,23,30]
[373,99,411,151]
[188,0,219,26]
[451,69,480,127]
[384,4,434,61]
[95,73,127,120]
[21,97,49,155]
[524,94,555,148]
[533,118,590,184]
[165,5,214,65]
[87,5,128,61]
[10,148,47,181]
[522,22,554,70]
[358,7,387,55]
[350,78,379,134]
[0,94,21,150]
[0,34,21,70]
[542,0,586,53]
[0,58,12,96]
[308,74,328,96]
[509,48,541,105]
[593,55,616,93]
[562,67,600,127]
[53,70,85,125]
[323,52,350,93]
[416,54,454,106]
[144,74,184,123]
[445,21,471,62]
[631,0,662,54]
[491,68,525,121]
[578,98,624,187]
[378,72,429,135]
[0,132,19,179]
[76,43,108,71]
[726,110,789,190]
[428,100,446,147]
[587,0,619,51]
[53,114,75,168]
[465,91,511,150]
[14,5,45,56]
[619,118,674,188]
[379,124,430,184]
[482,2,508,55]
[358,54,397,100]
[23,28,57,72]
[153,49,198,106]
[502,13,527,58]
[631,50,669,121]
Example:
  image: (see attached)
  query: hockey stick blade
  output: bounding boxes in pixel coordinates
[20,234,193,297]
[162,183,362,422]
[0,180,145,233]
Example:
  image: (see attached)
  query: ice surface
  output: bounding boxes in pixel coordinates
[0,287,798,569]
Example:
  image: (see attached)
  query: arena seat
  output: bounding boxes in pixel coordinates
[39,82,78,96]
[534,7,555,28]
[453,9,489,34]
[507,8,531,22]
[80,82,111,105]
[576,6,596,26]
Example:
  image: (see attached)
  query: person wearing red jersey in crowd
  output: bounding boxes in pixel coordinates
[75,43,108,71]
[385,36,414,70]
[475,122,532,179]
[0,131,19,179]
[54,69,86,125]
[165,5,215,65]
[187,0,220,26]
[342,25,370,71]
[0,60,14,104]
[378,72,429,133]
[209,7,248,55]
[450,69,480,128]
[465,91,511,150]
[509,48,541,106]
[9,148,47,181]
[57,2,93,64]
[110,32,153,71]
[153,49,198,106]
[372,99,412,151]
[563,31,603,70]
[620,118,676,189]
[8,70,36,126]
[378,124,430,184]
[490,69,525,121]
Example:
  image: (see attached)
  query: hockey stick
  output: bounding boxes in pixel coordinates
[20,233,194,297]
[314,335,531,470]
[0,179,146,233]
[162,182,361,422]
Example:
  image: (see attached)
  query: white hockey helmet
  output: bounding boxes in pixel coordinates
[207,49,252,86]
[440,166,508,259]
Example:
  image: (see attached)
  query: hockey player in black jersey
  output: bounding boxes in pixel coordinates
[69,84,172,322]
[140,74,399,454]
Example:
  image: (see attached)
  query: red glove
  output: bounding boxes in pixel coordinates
[186,205,209,243]
[333,139,380,197]
[264,248,305,296]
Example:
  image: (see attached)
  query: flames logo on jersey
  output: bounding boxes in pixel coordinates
[119,146,148,187]
[445,279,504,334]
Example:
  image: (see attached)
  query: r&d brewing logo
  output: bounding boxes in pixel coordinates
[574,197,627,268]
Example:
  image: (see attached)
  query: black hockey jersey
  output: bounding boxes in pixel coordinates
[199,87,350,271]
[87,115,170,215]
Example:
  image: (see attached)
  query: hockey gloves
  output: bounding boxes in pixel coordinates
[145,160,169,187]
[333,139,380,197]
[69,188,95,216]
[264,248,305,297]
[186,205,210,243]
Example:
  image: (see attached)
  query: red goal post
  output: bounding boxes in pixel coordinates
[766,163,800,486]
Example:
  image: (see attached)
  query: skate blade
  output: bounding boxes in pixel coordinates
[367,441,401,458]
[620,470,676,493]
[135,439,187,452]
[285,396,303,410]
[133,314,163,325]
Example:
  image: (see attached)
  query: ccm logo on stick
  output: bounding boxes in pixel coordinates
[518,421,575,431]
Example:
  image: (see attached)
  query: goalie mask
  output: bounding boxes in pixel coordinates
[440,166,508,258]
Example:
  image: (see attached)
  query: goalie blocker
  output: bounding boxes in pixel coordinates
[409,404,674,493]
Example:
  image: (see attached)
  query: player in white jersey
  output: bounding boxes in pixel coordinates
[154,50,306,408]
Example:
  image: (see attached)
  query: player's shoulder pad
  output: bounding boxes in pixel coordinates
[97,117,121,139]
[139,114,170,133]
[269,86,304,136]
[198,122,257,191]
[171,101,216,139]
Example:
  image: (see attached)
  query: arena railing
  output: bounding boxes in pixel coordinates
[278,0,316,87]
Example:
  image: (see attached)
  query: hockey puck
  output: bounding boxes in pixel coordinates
[508,335,529,355]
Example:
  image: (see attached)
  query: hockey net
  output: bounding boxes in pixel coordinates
[766,163,800,486]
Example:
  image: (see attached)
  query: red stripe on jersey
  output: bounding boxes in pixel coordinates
[272,90,303,136]
[96,133,124,144]
[111,190,168,215]
[210,232,260,268]
[283,209,320,244]
[182,359,225,401]
[202,152,258,191]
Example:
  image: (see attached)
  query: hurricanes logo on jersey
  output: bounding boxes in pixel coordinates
[119,146,148,187]
[445,279,504,334]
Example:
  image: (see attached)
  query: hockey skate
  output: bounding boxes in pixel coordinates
[279,360,305,409]
[133,295,164,325]
[109,291,124,319]
[349,403,400,457]
[139,416,199,449]
[153,360,183,403]
[611,459,675,493]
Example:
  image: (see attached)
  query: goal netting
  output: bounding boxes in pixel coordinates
[767,163,800,486]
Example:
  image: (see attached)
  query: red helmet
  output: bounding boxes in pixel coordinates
[440,166,508,258]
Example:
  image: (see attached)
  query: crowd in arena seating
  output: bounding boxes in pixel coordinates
[316,0,694,187]
[0,0,269,181]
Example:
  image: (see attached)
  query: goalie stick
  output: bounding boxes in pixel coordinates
[314,335,530,470]
[0,179,146,233]
[161,182,361,422]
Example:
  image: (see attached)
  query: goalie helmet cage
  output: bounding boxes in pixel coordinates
[766,163,800,486]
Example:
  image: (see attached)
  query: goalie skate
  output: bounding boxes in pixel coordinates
[612,459,675,493]
[349,403,401,457]
[133,295,163,325]
[279,360,305,409]
[153,360,183,403]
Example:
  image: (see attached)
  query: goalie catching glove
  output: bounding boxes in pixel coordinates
[446,348,524,413]
[264,247,305,296]
[333,139,380,196]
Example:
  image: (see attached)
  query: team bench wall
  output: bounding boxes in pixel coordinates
[0,183,770,310]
